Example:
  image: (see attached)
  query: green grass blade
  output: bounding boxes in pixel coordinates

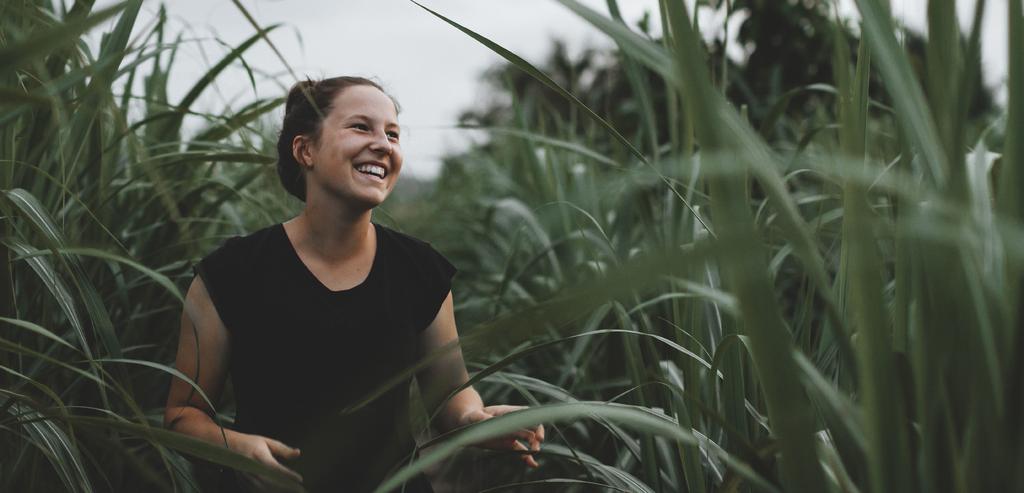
[92,358,217,414]
[998,0,1024,222]
[64,415,302,490]
[606,0,660,158]
[612,303,661,489]
[410,0,647,165]
[0,337,112,390]
[478,478,633,492]
[0,316,80,353]
[0,2,127,73]
[539,444,654,492]
[551,0,679,86]
[854,0,947,185]
[177,26,280,116]
[13,246,182,303]
[375,402,779,493]
[999,0,1024,485]
[458,124,625,169]
[7,402,94,493]
[793,351,866,454]
[191,97,286,144]
[2,238,90,355]
[841,63,914,493]
[228,0,301,83]
[0,364,67,410]
[925,0,974,208]
[3,189,122,359]
[834,25,914,491]
[659,361,708,493]
[65,0,141,164]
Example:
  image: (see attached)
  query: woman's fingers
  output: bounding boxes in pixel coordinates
[482,404,527,416]
[481,405,545,444]
[475,430,534,450]
[510,428,537,443]
[266,438,302,461]
[463,405,545,468]
[529,423,545,453]
[512,439,540,468]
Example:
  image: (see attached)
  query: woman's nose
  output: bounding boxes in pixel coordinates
[369,131,392,155]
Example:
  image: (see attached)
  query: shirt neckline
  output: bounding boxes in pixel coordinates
[277,221,382,295]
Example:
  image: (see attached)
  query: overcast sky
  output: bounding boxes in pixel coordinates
[89,0,1009,178]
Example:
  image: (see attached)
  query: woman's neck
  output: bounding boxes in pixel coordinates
[286,200,374,264]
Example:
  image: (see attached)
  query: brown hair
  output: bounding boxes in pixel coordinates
[276,76,400,202]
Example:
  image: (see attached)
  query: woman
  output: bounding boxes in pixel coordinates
[163,76,544,492]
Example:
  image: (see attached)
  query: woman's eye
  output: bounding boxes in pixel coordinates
[352,123,369,131]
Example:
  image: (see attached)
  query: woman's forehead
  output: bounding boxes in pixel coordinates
[330,86,399,124]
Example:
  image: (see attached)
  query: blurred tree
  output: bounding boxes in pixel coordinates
[454,1,997,152]
[729,0,995,133]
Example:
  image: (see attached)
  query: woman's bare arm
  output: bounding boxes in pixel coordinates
[416,291,544,467]
[163,275,235,443]
[415,291,482,432]
[164,276,304,486]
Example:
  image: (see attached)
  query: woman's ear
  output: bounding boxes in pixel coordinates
[291,134,313,169]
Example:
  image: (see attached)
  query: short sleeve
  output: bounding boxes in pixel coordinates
[191,236,247,334]
[411,244,458,332]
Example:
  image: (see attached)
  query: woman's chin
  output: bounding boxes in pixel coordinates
[344,194,387,211]
[355,189,394,210]
[358,186,392,206]
[311,187,390,212]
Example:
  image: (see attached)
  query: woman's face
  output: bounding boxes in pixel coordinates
[301,84,402,210]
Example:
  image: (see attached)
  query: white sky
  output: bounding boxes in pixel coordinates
[87,0,1009,179]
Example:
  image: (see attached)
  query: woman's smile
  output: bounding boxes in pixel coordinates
[355,162,387,179]
[353,160,389,185]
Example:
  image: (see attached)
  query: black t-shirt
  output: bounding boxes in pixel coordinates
[192,221,455,493]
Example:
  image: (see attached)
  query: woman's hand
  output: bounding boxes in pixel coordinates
[231,433,305,492]
[458,405,546,468]
[416,295,545,467]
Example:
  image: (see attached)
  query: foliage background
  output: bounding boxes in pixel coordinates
[1,0,1020,492]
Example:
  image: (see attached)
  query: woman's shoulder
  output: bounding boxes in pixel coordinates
[375,222,434,253]
[375,222,457,330]
[375,222,456,274]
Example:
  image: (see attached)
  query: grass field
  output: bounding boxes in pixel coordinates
[1,0,1021,492]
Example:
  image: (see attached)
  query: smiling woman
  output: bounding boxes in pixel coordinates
[162,76,545,493]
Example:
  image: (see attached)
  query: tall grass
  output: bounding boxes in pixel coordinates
[1,1,300,490]
[384,0,1021,491]
[1,0,1020,492]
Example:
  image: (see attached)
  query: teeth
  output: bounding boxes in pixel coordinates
[356,164,386,178]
